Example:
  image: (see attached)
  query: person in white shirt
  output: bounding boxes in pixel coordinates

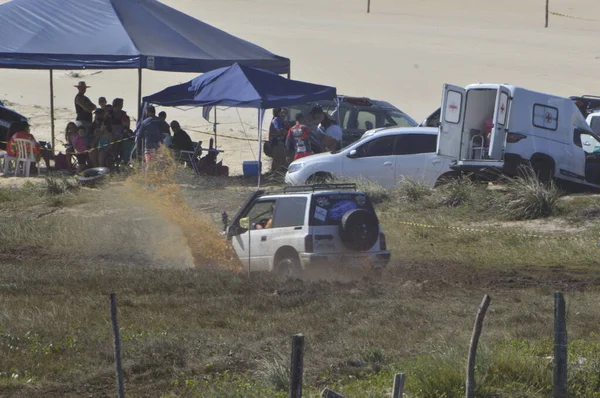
[309,106,343,152]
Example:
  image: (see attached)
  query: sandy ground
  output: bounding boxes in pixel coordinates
[1,0,599,176]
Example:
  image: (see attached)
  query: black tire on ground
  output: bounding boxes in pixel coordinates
[339,209,380,252]
[276,256,302,280]
[306,172,333,184]
[530,159,554,183]
[434,171,461,187]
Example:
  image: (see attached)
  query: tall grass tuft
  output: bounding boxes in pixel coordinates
[42,175,80,195]
[395,178,433,203]
[434,176,476,207]
[257,352,290,392]
[497,167,562,220]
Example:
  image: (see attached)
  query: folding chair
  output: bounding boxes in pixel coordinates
[179,141,202,174]
[14,138,39,177]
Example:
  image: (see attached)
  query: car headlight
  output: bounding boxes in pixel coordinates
[287,163,304,173]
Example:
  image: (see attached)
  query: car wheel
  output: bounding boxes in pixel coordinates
[276,256,302,280]
[306,172,333,184]
[434,171,461,187]
[530,159,554,183]
[339,209,379,252]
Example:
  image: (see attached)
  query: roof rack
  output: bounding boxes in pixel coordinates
[282,183,357,193]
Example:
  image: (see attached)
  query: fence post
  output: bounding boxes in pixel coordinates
[289,334,305,398]
[545,0,549,27]
[553,292,567,398]
[110,293,125,398]
[367,0,371,13]
[392,373,406,398]
[466,294,491,398]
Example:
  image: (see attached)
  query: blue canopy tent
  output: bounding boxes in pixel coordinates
[0,0,290,150]
[143,63,337,186]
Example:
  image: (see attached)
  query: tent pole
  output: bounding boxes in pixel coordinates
[137,68,142,121]
[213,107,217,146]
[257,110,263,188]
[49,69,55,155]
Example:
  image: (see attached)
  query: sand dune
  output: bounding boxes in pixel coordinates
[0,0,599,174]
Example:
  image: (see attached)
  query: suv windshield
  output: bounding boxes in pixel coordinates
[309,192,376,226]
[383,109,418,128]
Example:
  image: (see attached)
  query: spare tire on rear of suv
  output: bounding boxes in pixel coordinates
[339,209,379,252]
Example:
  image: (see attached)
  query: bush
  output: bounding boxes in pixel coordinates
[434,176,476,207]
[42,175,80,195]
[395,178,433,203]
[497,167,562,220]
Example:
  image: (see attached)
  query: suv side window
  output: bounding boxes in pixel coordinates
[272,197,307,228]
[356,110,378,130]
[354,135,395,158]
[245,200,275,229]
[394,134,437,155]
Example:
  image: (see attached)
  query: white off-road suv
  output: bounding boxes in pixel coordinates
[225,184,390,278]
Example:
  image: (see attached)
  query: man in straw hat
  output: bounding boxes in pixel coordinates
[74,81,96,132]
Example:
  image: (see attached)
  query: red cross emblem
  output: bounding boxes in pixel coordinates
[449,104,458,111]
[545,112,554,123]
[500,104,505,113]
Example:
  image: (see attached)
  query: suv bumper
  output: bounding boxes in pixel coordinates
[299,251,391,270]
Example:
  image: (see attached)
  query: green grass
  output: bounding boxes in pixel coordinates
[3,169,600,396]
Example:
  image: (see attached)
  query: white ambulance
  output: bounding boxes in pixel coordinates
[436,83,600,188]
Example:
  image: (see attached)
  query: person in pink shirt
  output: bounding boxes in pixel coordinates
[71,127,89,173]
[482,117,493,146]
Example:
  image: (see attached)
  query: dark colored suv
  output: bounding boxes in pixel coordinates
[286,95,418,148]
[0,103,28,149]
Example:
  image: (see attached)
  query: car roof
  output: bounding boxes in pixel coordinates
[0,104,27,120]
[366,126,439,137]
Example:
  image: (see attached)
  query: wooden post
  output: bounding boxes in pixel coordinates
[392,373,406,398]
[137,68,143,122]
[466,294,491,398]
[553,292,567,398]
[289,334,305,398]
[110,293,125,398]
[321,388,344,398]
[49,69,55,155]
[367,0,371,13]
[545,0,549,28]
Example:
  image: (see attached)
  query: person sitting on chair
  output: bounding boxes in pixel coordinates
[6,121,52,171]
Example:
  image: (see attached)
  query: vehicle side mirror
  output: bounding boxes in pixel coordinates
[227,217,249,239]
[347,149,358,158]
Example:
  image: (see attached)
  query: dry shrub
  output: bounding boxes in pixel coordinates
[497,167,562,220]
[395,178,433,203]
[434,175,476,207]
[128,148,242,271]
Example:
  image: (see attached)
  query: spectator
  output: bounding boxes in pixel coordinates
[98,97,107,110]
[269,108,288,172]
[310,106,342,152]
[120,116,136,165]
[482,117,493,146]
[6,121,52,171]
[89,120,114,168]
[64,121,78,170]
[109,98,127,139]
[170,120,194,152]
[136,105,164,166]
[71,127,89,173]
[285,113,313,162]
[158,111,171,136]
[74,81,96,132]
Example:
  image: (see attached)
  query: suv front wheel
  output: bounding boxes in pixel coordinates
[276,256,302,280]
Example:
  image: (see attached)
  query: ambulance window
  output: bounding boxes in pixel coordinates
[498,93,509,126]
[532,104,558,131]
[444,91,462,124]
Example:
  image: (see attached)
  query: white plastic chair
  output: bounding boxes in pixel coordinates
[14,138,39,177]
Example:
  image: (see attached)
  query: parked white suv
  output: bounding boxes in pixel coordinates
[225,184,390,278]
[285,127,455,187]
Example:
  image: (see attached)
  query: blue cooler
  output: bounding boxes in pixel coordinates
[243,161,260,176]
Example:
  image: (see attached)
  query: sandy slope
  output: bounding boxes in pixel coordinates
[0,0,599,174]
